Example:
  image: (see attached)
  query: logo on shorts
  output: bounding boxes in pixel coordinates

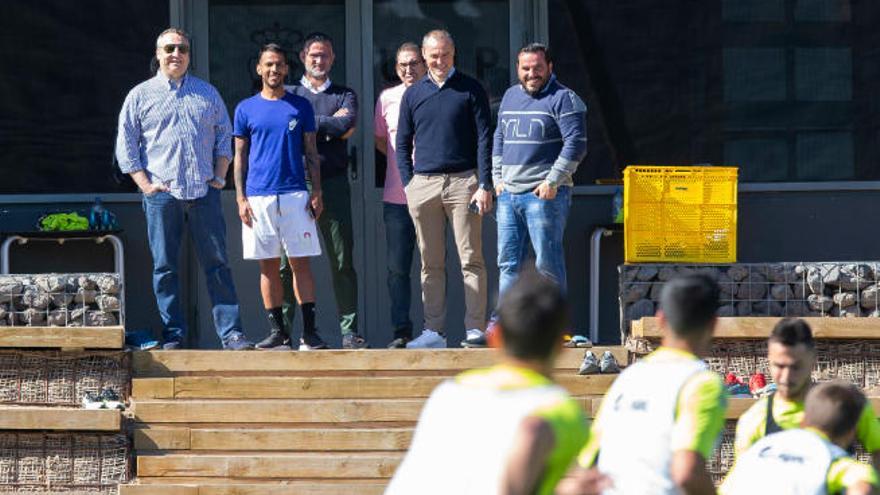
[288,119,299,131]
[304,232,311,239]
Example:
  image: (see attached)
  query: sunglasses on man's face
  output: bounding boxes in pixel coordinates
[160,43,190,54]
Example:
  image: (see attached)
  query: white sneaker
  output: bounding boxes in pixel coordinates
[461,329,487,348]
[406,329,447,349]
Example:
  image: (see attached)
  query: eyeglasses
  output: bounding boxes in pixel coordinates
[160,44,190,54]
[398,61,424,70]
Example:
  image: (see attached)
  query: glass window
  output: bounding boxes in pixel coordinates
[0,0,169,193]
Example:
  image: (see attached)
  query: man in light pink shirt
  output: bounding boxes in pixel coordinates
[375,42,427,348]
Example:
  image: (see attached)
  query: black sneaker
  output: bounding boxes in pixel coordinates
[387,337,409,349]
[342,332,369,349]
[299,332,329,351]
[255,330,291,350]
[224,334,255,350]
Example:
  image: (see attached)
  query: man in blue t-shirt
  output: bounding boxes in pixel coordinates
[492,43,587,305]
[233,43,327,351]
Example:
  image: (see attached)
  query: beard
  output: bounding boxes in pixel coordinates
[521,77,546,95]
[306,66,328,79]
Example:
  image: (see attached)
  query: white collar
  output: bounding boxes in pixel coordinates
[428,67,455,88]
[300,75,332,94]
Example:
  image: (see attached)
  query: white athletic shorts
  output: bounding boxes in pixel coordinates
[242,191,322,260]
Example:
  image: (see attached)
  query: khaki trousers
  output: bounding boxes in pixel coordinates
[405,171,487,331]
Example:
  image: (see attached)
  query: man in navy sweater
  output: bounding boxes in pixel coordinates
[396,30,493,349]
[492,43,587,301]
[284,32,367,349]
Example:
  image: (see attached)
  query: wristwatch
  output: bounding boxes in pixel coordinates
[479,183,493,192]
[209,175,226,187]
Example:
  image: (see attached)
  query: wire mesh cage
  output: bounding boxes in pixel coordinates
[0,274,123,328]
[0,351,128,407]
[620,262,880,341]
[0,432,129,493]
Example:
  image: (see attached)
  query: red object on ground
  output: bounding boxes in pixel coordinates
[724,372,742,386]
[486,321,500,348]
[749,372,767,394]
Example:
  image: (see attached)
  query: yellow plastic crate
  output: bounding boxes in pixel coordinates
[624,166,738,263]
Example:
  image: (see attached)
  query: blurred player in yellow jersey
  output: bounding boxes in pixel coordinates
[559,274,728,495]
[722,381,878,495]
[734,318,880,471]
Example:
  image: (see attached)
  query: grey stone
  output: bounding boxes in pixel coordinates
[767,264,788,283]
[19,308,45,326]
[717,304,736,317]
[807,266,825,294]
[861,284,880,309]
[623,267,639,283]
[74,289,97,305]
[49,293,74,308]
[727,265,749,281]
[868,309,880,318]
[77,276,97,290]
[635,267,658,282]
[832,292,857,308]
[95,275,120,294]
[658,267,677,281]
[676,266,696,277]
[792,282,810,300]
[46,309,69,326]
[736,273,768,300]
[0,278,22,304]
[754,300,784,316]
[69,307,86,326]
[736,301,752,316]
[832,306,862,318]
[96,295,120,311]
[649,283,664,301]
[21,288,50,310]
[0,304,7,321]
[621,284,650,304]
[718,272,736,299]
[837,264,874,291]
[694,267,721,280]
[807,294,834,312]
[35,275,66,293]
[785,301,809,317]
[85,310,117,327]
[770,284,794,301]
[626,299,655,322]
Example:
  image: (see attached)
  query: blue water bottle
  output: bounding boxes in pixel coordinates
[89,197,105,231]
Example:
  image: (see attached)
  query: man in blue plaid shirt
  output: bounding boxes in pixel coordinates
[115,28,253,350]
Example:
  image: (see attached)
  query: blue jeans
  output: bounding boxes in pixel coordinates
[384,202,416,339]
[496,186,571,298]
[142,188,244,346]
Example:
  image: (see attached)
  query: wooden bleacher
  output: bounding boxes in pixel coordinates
[120,347,624,495]
[632,317,880,340]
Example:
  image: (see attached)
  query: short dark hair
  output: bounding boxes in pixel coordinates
[804,381,866,439]
[518,42,552,65]
[497,270,569,361]
[397,42,422,59]
[258,43,288,63]
[659,274,720,338]
[769,318,815,350]
[302,32,334,53]
[156,28,190,47]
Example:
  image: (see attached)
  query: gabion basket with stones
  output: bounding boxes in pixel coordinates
[0,274,122,327]
[0,432,129,493]
[620,262,880,342]
[0,351,128,407]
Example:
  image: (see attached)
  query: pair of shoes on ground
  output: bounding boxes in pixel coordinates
[254,330,369,350]
[161,333,256,351]
[563,334,593,348]
[125,329,160,351]
[82,388,124,410]
[578,350,620,375]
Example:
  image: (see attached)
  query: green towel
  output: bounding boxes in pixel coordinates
[38,213,89,231]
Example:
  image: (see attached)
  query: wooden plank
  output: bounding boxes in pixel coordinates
[632,317,880,340]
[133,399,426,424]
[133,378,175,399]
[584,397,880,419]
[0,326,124,349]
[134,427,191,450]
[169,374,615,399]
[136,453,403,478]
[121,481,386,495]
[132,347,626,376]
[190,428,413,451]
[0,407,120,430]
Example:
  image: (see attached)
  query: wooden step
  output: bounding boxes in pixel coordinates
[134,427,414,451]
[0,325,124,349]
[0,406,120,430]
[587,396,880,419]
[632,317,880,340]
[136,452,403,478]
[120,480,386,495]
[133,397,595,424]
[132,374,616,399]
[132,347,627,376]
